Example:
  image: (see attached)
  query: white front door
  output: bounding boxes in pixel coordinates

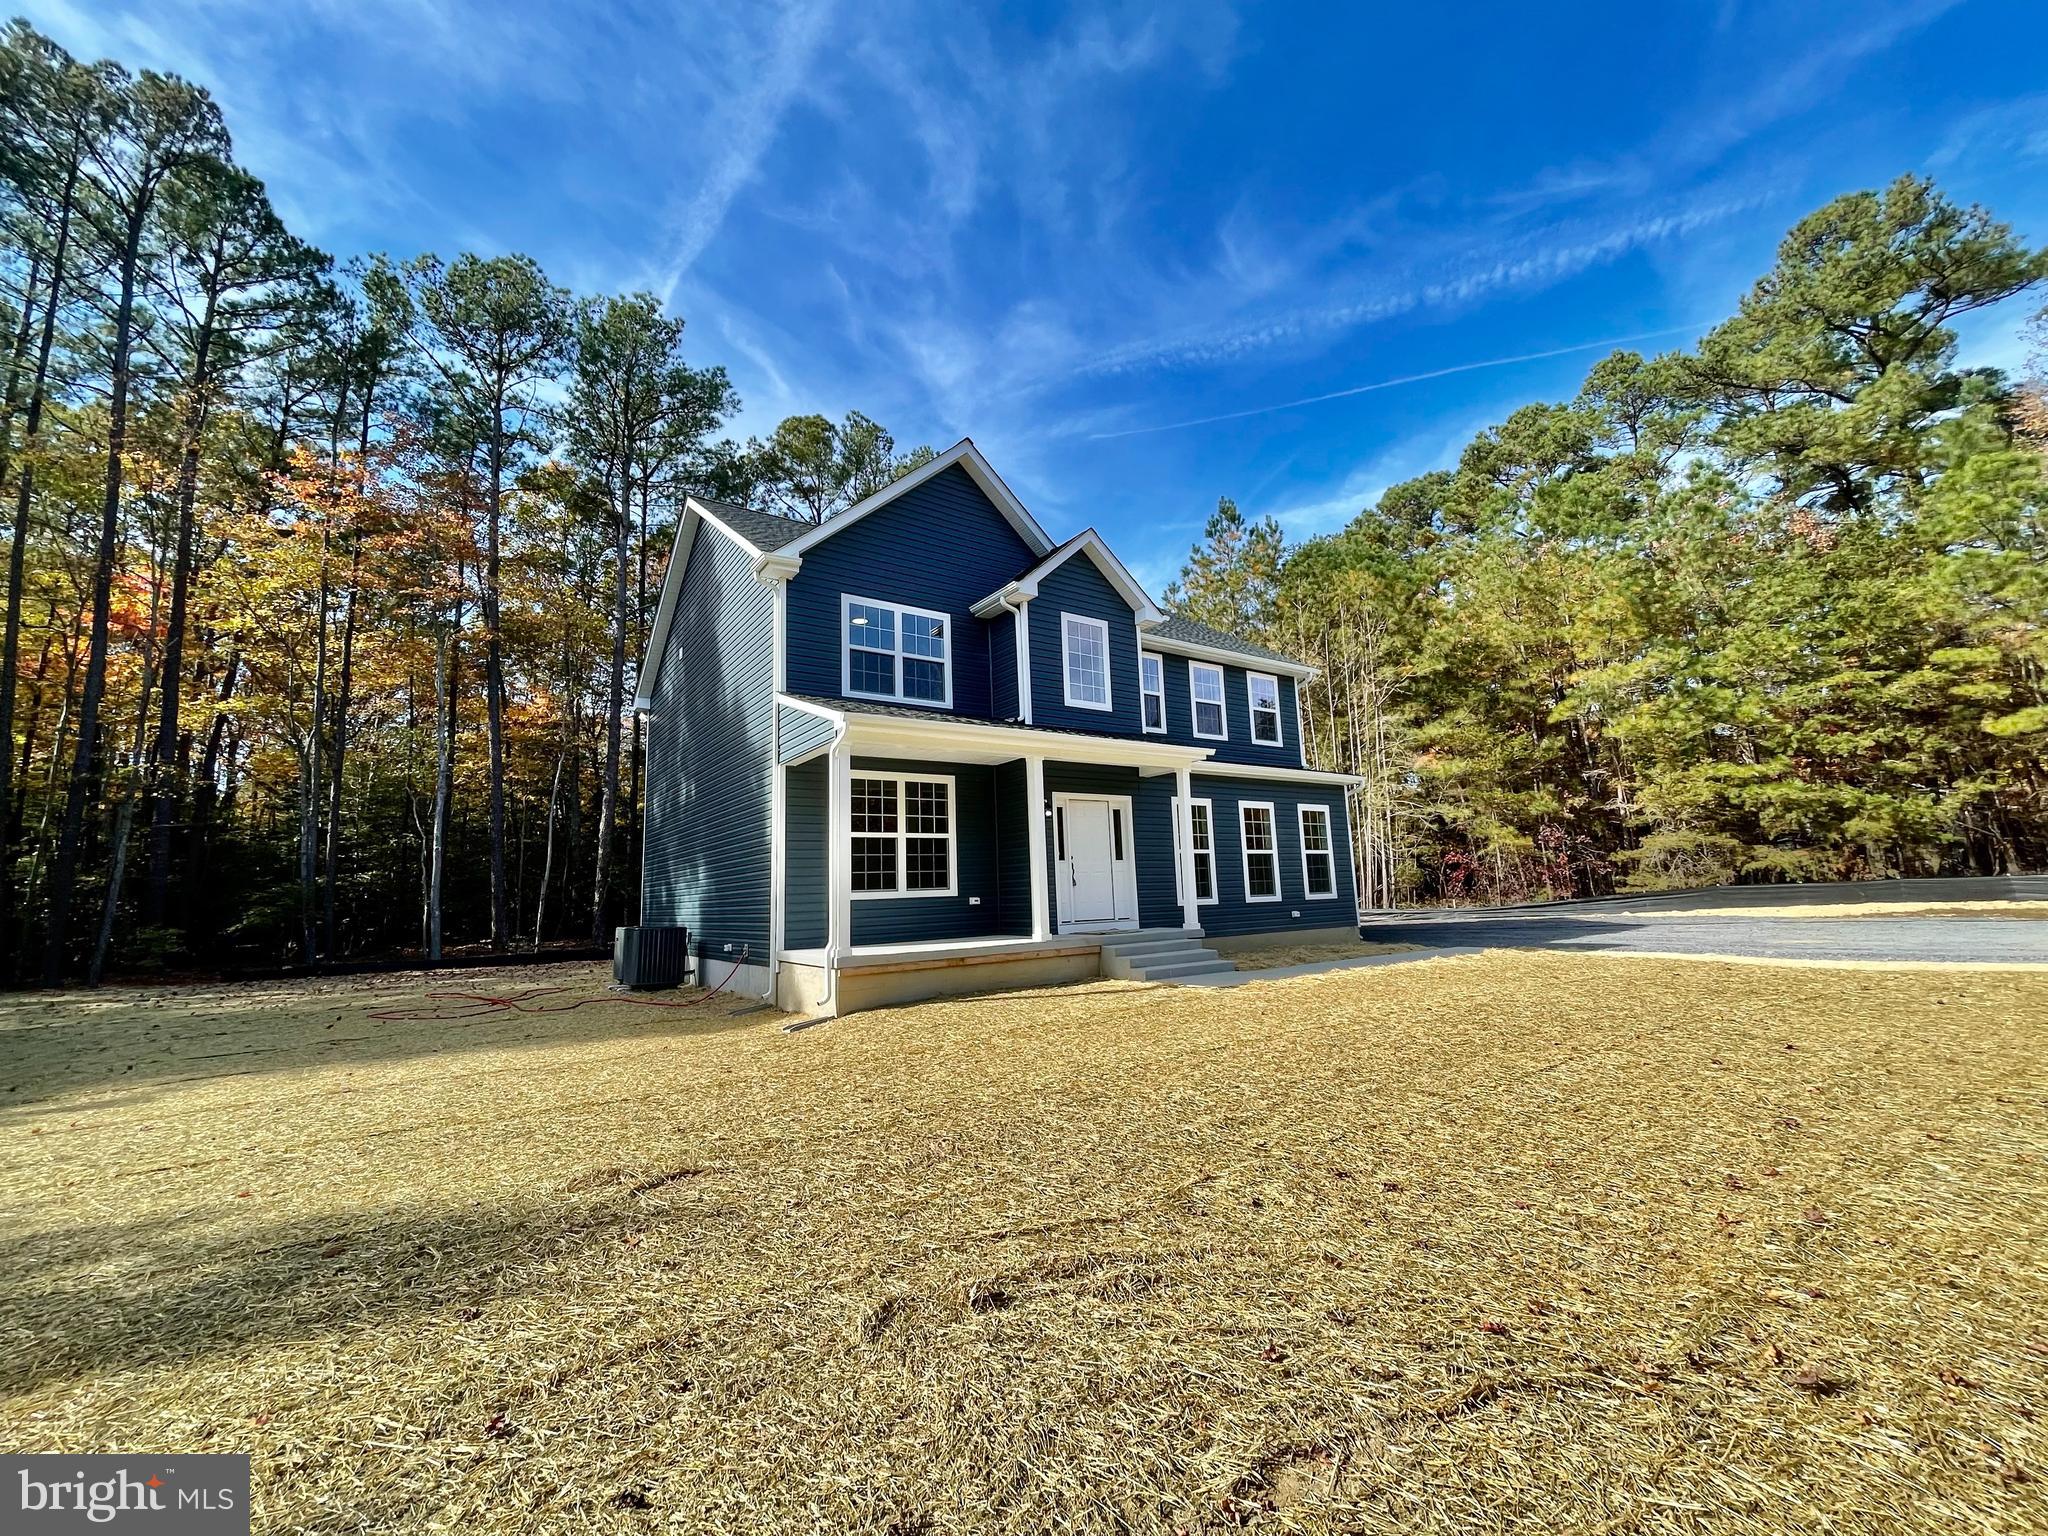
[1054,793,1138,930]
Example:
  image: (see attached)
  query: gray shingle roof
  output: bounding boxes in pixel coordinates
[693,497,813,551]
[1143,613,1301,667]
[787,694,1199,747]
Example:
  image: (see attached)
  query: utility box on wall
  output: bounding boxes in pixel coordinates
[613,926,691,989]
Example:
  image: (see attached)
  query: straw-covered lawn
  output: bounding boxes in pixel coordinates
[2,954,2043,1534]
[1229,939,1421,971]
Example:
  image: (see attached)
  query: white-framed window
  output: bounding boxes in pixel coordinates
[1239,800,1280,902]
[1140,652,1166,733]
[843,594,951,707]
[1173,796,1217,904]
[850,772,955,898]
[1248,672,1283,745]
[1190,660,1227,740]
[1062,613,1112,710]
[1298,804,1337,898]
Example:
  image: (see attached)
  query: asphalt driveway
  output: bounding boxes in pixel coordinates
[1358,904,2048,966]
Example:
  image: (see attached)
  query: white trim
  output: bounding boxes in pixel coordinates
[970,528,1162,623]
[780,439,1055,561]
[1015,599,1033,723]
[1247,670,1284,748]
[1024,755,1049,940]
[1293,682,1308,767]
[779,694,842,723]
[841,592,954,709]
[1140,630,1316,679]
[1238,800,1281,903]
[1190,760,1364,787]
[826,738,852,1007]
[826,707,1209,774]
[768,575,791,1000]
[1189,796,1218,906]
[1060,612,1113,712]
[1140,650,1166,734]
[1051,791,1139,931]
[848,770,958,900]
[634,498,806,713]
[1297,803,1338,900]
[1189,660,1228,741]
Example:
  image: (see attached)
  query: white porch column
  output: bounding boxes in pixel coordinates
[1024,754,1049,940]
[1175,764,1200,932]
[827,738,852,962]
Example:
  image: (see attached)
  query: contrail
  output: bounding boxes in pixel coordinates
[1086,322,1710,440]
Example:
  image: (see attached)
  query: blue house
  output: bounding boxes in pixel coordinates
[634,439,1361,1015]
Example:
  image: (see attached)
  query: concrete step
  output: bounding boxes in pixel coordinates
[1098,932,1201,957]
[1102,939,1222,980]
[1128,956,1237,982]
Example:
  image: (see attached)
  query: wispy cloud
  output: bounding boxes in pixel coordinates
[654,0,838,304]
[1083,321,1711,440]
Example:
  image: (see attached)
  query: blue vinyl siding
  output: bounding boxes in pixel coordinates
[783,756,828,948]
[642,523,773,962]
[785,465,1038,716]
[1029,558,1143,735]
[989,610,1019,720]
[778,702,836,763]
[993,759,1033,934]
[1040,763,1182,930]
[1150,651,1303,769]
[849,756,1003,944]
[1189,775,1356,935]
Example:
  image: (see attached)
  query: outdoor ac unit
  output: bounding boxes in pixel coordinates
[614,925,691,990]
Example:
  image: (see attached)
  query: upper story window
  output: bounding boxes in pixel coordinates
[1190,661,1227,740]
[1248,672,1283,744]
[1062,613,1111,711]
[1140,653,1165,733]
[843,595,950,707]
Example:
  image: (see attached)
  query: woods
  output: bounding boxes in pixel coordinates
[1171,177,2048,904]
[0,23,930,981]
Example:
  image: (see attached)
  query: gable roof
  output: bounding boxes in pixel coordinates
[1140,613,1314,676]
[778,438,1055,560]
[969,527,1162,623]
[690,497,811,553]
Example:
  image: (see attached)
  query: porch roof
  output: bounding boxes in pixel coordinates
[782,693,1212,772]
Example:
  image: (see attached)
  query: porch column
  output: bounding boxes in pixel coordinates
[1024,754,1049,940]
[827,738,852,961]
[1175,764,1200,932]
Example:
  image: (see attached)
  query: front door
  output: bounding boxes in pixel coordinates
[1054,793,1137,930]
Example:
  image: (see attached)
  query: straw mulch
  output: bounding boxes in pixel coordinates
[1229,940,1421,971]
[2,954,2042,1533]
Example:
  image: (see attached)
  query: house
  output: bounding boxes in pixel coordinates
[633,439,1362,1016]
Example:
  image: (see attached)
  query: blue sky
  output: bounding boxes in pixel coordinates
[25,0,2048,593]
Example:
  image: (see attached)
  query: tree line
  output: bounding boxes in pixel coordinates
[1169,176,2048,904]
[0,21,931,983]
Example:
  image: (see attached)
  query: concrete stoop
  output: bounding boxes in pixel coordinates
[1098,931,1237,984]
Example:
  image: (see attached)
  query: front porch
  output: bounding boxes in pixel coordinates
[775,698,1212,1015]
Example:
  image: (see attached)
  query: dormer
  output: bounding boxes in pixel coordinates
[970,529,1160,732]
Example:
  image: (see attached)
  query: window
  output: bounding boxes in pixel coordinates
[1190,661,1227,739]
[1240,801,1280,902]
[843,595,950,707]
[1174,797,1217,905]
[1140,652,1166,733]
[1248,672,1282,745]
[1299,805,1336,898]
[1062,613,1111,710]
[849,773,954,897]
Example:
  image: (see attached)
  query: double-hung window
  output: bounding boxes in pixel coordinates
[1173,796,1217,904]
[1248,672,1283,745]
[843,595,950,707]
[1299,805,1337,898]
[1190,661,1227,739]
[850,772,955,897]
[1062,613,1111,710]
[1140,653,1166,733]
[1239,801,1280,902]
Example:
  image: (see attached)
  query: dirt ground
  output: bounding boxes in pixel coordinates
[2,954,2043,1534]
